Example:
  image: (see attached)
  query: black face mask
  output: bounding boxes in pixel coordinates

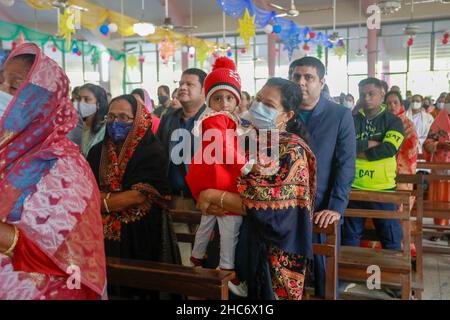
[158,95,169,105]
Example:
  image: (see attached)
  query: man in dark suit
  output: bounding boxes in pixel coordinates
[288,57,356,297]
[156,68,207,210]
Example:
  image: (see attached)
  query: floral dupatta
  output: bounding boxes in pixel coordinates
[0,43,106,299]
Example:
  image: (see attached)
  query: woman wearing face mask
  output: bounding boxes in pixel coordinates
[86,94,179,297]
[196,78,315,300]
[423,93,450,241]
[385,91,419,190]
[153,85,171,118]
[78,83,109,156]
[406,94,435,155]
[0,43,106,299]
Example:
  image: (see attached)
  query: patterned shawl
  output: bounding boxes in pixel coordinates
[98,99,168,240]
[0,43,106,299]
[238,132,316,215]
[423,109,450,164]
[392,106,418,190]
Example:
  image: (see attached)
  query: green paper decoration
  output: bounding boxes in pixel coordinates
[0,20,124,60]
[316,44,323,60]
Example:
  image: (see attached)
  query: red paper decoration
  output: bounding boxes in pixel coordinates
[443,38,449,45]
[309,32,316,39]
[138,56,145,63]
[76,51,82,56]
[109,56,114,61]
[303,44,310,51]
[407,38,414,46]
[240,48,247,54]
[52,46,57,52]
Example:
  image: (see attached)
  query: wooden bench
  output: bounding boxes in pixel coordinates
[415,162,450,254]
[397,174,425,299]
[169,209,339,300]
[106,257,235,300]
[339,189,413,300]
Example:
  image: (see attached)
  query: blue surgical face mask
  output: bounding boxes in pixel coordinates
[244,101,279,129]
[107,121,133,142]
[436,103,444,110]
[0,90,14,118]
[343,100,353,109]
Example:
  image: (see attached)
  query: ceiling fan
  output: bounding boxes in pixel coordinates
[160,0,198,33]
[34,0,88,12]
[269,0,333,18]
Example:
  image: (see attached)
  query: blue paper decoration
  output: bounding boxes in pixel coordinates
[217,0,340,59]
[273,25,282,34]
[99,24,109,35]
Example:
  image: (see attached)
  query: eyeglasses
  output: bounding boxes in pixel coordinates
[105,113,135,123]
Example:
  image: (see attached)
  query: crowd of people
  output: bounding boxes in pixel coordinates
[0,42,448,300]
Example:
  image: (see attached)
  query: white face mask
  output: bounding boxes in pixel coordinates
[79,101,97,118]
[0,90,14,118]
[343,101,353,109]
[411,102,422,110]
[444,103,450,115]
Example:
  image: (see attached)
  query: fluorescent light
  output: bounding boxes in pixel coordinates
[133,22,156,36]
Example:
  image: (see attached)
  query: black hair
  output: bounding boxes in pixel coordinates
[288,56,325,80]
[157,85,170,96]
[264,77,310,144]
[131,88,145,101]
[358,77,384,90]
[380,80,389,93]
[346,93,355,101]
[79,83,109,134]
[384,90,403,105]
[182,68,207,88]
[172,88,178,98]
[241,91,251,102]
[11,54,36,67]
[110,94,138,117]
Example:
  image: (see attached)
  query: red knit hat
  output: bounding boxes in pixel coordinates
[204,57,241,106]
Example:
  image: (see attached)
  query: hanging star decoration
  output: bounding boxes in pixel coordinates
[196,46,209,68]
[58,8,76,49]
[127,54,138,70]
[282,31,301,61]
[159,37,177,65]
[237,8,256,49]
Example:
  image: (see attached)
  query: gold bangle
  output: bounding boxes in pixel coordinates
[220,191,227,209]
[106,192,111,200]
[2,225,20,257]
[103,198,110,213]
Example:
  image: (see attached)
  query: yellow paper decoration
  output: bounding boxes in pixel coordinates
[334,47,345,60]
[196,45,210,68]
[25,0,219,52]
[159,38,176,65]
[59,8,76,49]
[237,8,256,49]
[127,54,138,69]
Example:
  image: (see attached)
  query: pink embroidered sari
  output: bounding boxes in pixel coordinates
[423,109,450,226]
[0,43,106,299]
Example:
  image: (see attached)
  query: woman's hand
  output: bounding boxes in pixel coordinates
[197,190,213,215]
[206,204,226,216]
[437,141,450,151]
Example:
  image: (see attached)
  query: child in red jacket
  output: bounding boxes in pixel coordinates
[185,57,250,297]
